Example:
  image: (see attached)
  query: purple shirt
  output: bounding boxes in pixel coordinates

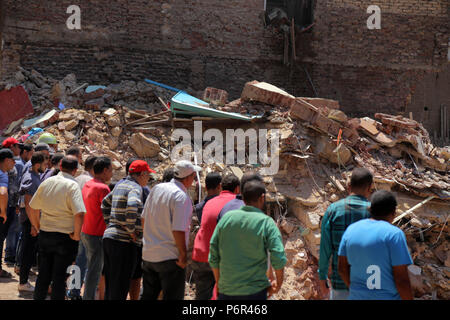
[217,194,245,222]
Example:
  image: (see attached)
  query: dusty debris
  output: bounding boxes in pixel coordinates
[1,70,448,300]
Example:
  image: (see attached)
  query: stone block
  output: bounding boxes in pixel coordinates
[64,119,79,131]
[241,81,295,107]
[290,98,318,122]
[301,97,340,110]
[130,133,160,158]
[203,87,228,106]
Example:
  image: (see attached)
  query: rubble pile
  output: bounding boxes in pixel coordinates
[0,67,174,114]
[1,70,448,299]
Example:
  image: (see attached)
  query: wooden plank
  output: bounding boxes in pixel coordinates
[393,196,435,224]
[321,165,346,192]
[191,117,214,121]
[158,96,171,111]
[291,17,296,62]
[132,119,170,126]
[126,110,171,126]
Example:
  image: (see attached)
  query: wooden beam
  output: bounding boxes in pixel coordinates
[126,110,171,126]
[393,196,435,224]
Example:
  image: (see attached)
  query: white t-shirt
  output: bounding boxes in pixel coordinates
[141,179,193,262]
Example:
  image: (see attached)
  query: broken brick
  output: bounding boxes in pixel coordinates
[241,80,295,107]
[203,87,228,106]
[289,98,318,122]
[301,97,340,110]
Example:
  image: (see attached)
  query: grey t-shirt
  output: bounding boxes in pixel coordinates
[141,179,193,262]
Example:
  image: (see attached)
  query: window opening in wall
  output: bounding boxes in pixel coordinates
[264,0,314,29]
[264,0,315,81]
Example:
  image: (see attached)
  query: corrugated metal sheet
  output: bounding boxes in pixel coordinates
[0,86,34,133]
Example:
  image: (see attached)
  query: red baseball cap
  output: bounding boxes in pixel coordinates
[1,137,20,148]
[128,160,156,174]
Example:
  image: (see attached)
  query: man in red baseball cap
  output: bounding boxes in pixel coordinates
[101,159,154,300]
[2,138,21,157]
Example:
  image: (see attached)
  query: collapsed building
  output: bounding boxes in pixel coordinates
[0,68,449,300]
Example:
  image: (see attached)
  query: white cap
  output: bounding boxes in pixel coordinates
[174,160,202,179]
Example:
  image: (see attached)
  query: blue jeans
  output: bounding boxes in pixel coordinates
[0,206,16,267]
[81,233,103,300]
[5,207,20,260]
[330,288,349,300]
[66,240,87,298]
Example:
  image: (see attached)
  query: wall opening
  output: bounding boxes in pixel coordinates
[265,0,314,28]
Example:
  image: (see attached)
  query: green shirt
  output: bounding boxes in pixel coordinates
[318,195,370,290]
[209,205,287,296]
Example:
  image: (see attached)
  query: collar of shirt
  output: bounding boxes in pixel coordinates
[30,170,40,179]
[220,190,236,197]
[80,171,92,177]
[126,175,140,186]
[240,205,264,214]
[347,194,369,202]
[92,178,106,184]
[170,178,187,193]
[59,171,76,181]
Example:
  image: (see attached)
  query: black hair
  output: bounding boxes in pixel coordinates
[240,171,263,194]
[61,156,78,172]
[205,172,222,190]
[162,167,175,183]
[126,158,139,175]
[84,155,98,171]
[66,146,81,157]
[20,144,33,154]
[370,190,397,218]
[51,153,64,166]
[31,152,45,166]
[93,157,112,175]
[242,180,266,204]
[221,174,240,192]
[108,182,116,191]
[350,168,373,190]
[0,149,14,162]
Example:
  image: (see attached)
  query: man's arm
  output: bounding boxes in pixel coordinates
[211,267,220,286]
[70,213,84,241]
[318,208,333,297]
[0,187,7,223]
[24,194,40,233]
[172,231,187,268]
[392,265,413,300]
[337,255,351,288]
[266,225,286,296]
[101,191,113,225]
[267,268,284,297]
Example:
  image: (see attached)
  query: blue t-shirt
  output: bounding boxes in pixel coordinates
[0,170,8,188]
[19,169,42,223]
[338,219,413,300]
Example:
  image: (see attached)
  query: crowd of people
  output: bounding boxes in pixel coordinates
[0,133,414,300]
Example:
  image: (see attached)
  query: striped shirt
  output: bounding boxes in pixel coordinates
[318,194,370,290]
[101,176,144,246]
